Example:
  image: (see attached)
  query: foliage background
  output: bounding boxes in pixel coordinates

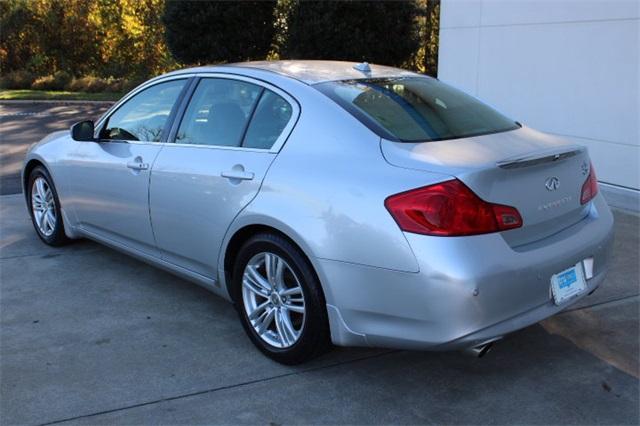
[0,0,439,92]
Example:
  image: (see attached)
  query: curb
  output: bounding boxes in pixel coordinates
[0,100,115,106]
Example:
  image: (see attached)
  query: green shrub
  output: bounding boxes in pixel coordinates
[0,70,36,89]
[65,76,131,93]
[30,71,72,90]
[67,76,106,93]
[68,76,102,92]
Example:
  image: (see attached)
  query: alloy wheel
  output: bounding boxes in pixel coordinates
[242,252,306,348]
[31,176,57,237]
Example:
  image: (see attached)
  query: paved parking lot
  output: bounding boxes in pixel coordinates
[0,103,639,425]
[0,102,111,195]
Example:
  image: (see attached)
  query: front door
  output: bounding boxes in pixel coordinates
[67,78,188,255]
[149,76,297,279]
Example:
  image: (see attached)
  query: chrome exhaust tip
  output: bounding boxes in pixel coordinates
[464,341,495,358]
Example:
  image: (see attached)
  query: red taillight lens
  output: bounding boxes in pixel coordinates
[384,179,523,236]
[580,162,598,204]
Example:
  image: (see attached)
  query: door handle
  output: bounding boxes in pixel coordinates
[221,170,254,181]
[127,161,149,171]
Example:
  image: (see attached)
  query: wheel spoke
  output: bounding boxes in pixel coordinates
[283,302,305,314]
[276,309,297,346]
[280,286,302,297]
[243,277,269,298]
[255,307,275,335]
[36,209,47,232]
[42,211,51,232]
[243,265,271,297]
[275,310,290,346]
[248,300,270,320]
[274,257,285,289]
[264,253,281,288]
[32,192,43,205]
[35,178,46,199]
[45,210,56,231]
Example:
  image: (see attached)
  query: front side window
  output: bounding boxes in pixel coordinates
[315,77,519,142]
[101,79,186,142]
[176,79,263,147]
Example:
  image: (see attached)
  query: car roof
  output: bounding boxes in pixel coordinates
[166,60,420,85]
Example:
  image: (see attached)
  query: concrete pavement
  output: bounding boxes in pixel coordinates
[0,193,638,425]
[0,103,112,195]
[1,102,639,424]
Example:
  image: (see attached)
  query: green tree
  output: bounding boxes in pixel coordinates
[31,0,101,76]
[162,1,278,65]
[1,0,176,81]
[283,1,420,67]
[91,0,176,80]
[413,0,439,76]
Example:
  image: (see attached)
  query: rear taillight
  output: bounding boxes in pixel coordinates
[580,162,598,204]
[384,179,523,237]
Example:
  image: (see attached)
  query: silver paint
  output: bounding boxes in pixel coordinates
[22,61,615,352]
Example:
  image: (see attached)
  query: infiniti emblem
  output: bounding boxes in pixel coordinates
[545,177,560,191]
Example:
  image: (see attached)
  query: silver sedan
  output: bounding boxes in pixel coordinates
[23,61,614,364]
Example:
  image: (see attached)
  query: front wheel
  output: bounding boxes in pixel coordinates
[232,233,330,364]
[27,166,70,246]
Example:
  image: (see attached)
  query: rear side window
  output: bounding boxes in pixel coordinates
[315,77,519,142]
[243,90,293,149]
[176,78,294,150]
[176,78,263,147]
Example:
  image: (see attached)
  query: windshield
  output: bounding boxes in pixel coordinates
[315,77,520,142]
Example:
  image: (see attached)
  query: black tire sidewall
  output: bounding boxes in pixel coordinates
[27,166,68,246]
[232,233,330,364]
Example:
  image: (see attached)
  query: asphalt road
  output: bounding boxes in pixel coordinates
[0,102,112,195]
[0,103,639,425]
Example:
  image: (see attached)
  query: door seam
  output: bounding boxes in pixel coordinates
[147,143,166,253]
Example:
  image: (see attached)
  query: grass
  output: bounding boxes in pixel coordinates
[0,89,122,101]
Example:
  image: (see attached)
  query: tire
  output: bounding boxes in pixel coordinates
[27,166,71,246]
[232,232,331,364]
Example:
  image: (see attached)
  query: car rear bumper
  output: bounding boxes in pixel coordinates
[321,193,614,350]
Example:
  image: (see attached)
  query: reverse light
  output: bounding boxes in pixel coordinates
[580,162,598,204]
[384,179,523,237]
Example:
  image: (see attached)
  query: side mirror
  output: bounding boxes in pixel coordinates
[71,120,95,142]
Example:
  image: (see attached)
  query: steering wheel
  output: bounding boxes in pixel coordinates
[106,127,139,141]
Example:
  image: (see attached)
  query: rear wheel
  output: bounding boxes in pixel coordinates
[233,232,330,364]
[28,166,70,246]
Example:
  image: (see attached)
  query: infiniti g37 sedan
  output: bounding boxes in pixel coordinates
[23,61,613,364]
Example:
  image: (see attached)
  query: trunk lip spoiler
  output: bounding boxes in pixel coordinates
[496,146,585,169]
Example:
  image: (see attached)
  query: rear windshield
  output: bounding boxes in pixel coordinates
[315,77,519,142]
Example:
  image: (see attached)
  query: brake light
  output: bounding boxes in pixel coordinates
[384,179,523,236]
[580,162,598,204]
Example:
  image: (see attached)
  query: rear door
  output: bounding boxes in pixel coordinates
[149,75,298,279]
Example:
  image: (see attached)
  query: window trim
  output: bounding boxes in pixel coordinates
[94,75,194,145]
[166,73,300,154]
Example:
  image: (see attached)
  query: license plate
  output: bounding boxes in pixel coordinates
[550,263,587,305]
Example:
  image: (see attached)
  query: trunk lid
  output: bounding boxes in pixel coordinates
[381,126,592,247]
